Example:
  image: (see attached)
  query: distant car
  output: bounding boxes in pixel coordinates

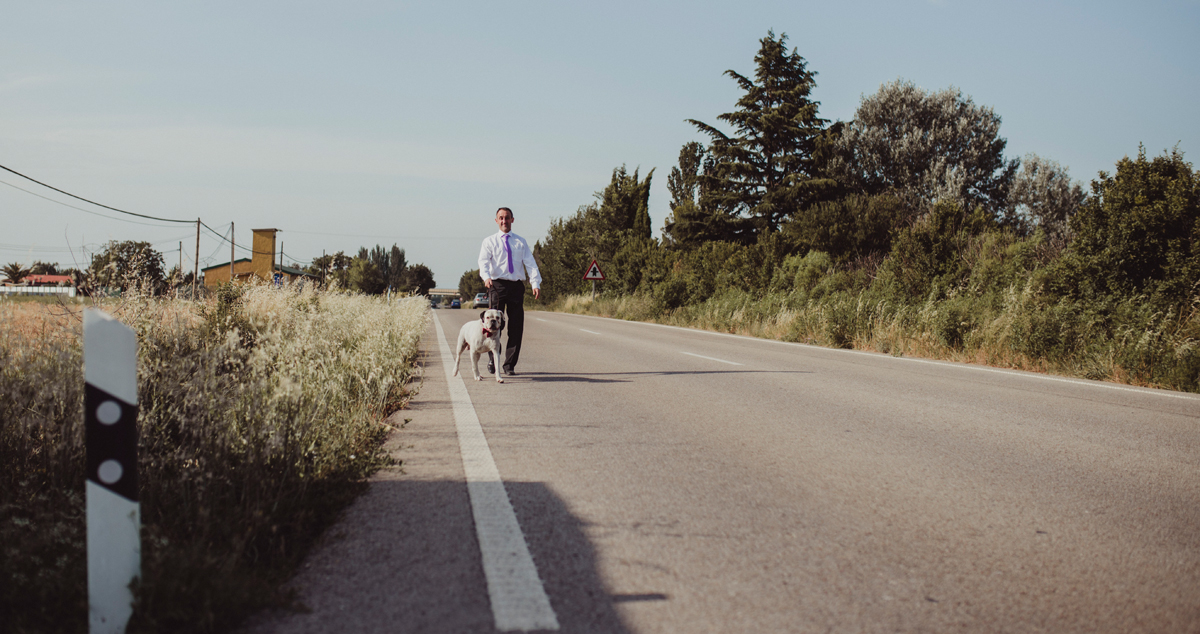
[472,293,489,308]
[450,299,461,309]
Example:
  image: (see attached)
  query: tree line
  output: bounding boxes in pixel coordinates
[531,31,1199,390]
[4,242,437,296]
[308,246,435,296]
[534,30,1197,314]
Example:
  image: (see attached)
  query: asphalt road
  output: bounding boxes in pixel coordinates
[246,308,1200,633]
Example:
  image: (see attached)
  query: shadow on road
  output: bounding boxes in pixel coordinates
[241,478,634,634]
[509,370,812,383]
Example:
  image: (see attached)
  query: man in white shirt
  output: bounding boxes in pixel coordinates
[478,207,542,375]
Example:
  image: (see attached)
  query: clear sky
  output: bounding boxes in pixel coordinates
[2,0,1197,287]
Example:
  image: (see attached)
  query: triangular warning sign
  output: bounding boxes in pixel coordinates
[583,259,606,281]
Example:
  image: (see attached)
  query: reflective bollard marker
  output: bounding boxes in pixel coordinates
[84,309,141,634]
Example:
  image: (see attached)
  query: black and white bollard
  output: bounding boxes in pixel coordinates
[84,309,141,634]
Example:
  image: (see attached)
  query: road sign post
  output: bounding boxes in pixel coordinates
[583,259,606,299]
[84,309,141,634]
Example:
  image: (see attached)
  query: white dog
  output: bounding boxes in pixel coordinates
[453,309,506,383]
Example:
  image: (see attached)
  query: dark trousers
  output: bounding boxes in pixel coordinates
[488,279,525,371]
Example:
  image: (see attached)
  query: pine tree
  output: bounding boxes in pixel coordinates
[687,31,834,234]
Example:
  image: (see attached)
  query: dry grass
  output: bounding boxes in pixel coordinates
[546,286,1200,392]
[1,284,430,633]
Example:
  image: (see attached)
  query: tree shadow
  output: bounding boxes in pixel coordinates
[240,479,638,634]
[505,370,812,384]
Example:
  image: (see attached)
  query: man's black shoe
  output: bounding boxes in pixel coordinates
[503,367,516,376]
[487,362,495,374]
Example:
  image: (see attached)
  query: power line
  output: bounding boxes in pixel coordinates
[199,220,280,257]
[0,242,78,254]
[0,163,373,267]
[199,224,230,267]
[283,228,468,241]
[281,251,311,266]
[0,163,195,224]
[0,178,186,228]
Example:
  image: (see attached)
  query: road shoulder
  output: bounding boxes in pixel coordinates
[240,317,494,634]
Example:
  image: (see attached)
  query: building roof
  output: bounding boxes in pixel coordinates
[201,258,252,272]
[199,258,315,279]
[277,264,314,278]
[25,274,73,285]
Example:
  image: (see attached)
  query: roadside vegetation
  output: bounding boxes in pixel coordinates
[1,284,429,633]
[533,32,1200,393]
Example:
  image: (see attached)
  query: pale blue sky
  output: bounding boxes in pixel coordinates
[2,0,1197,286]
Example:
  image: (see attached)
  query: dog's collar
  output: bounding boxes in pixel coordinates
[483,328,495,337]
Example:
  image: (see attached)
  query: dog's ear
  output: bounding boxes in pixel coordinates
[499,314,506,330]
[479,311,486,322]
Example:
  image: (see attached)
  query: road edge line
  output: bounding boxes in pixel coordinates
[539,311,1198,402]
[432,314,560,632]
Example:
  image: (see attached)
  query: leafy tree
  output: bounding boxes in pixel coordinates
[875,200,995,298]
[534,166,656,299]
[88,241,167,294]
[781,193,904,262]
[1048,146,1200,307]
[402,263,436,296]
[308,251,352,288]
[1006,153,1087,239]
[348,257,386,294]
[29,261,59,275]
[2,262,29,284]
[166,265,197,290]
[686,30,834,234]
[365,244,407,292]
[534,213,594,300]
[832,79,1018,220]
[459,268,486,300]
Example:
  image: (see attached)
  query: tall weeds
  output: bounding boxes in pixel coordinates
[547,283,1200,392]
[1,284,429,633]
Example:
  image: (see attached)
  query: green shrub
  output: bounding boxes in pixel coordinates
[1049,147,1200,308]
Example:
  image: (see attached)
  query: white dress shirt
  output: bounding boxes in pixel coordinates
[479,230,542,289]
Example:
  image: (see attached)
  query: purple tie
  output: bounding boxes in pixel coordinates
[504,234,513,274]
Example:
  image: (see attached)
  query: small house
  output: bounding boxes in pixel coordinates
[202,228,315,288]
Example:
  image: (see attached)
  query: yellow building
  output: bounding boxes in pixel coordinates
[202,228,315,288]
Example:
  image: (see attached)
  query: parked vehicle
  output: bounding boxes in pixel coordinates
[450,299,461,309]
[472,293,489,308]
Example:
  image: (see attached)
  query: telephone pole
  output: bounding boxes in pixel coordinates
[192,219,200,299]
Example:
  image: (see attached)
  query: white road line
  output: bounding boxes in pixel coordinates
[555,312,1199,402]
[579,329,601,335]
[432,315,560,632]
[680,351,744,366]
[534,318,548,322]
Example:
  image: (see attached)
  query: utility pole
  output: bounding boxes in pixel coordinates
[230,222,235,283]
[192,219,200,299]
